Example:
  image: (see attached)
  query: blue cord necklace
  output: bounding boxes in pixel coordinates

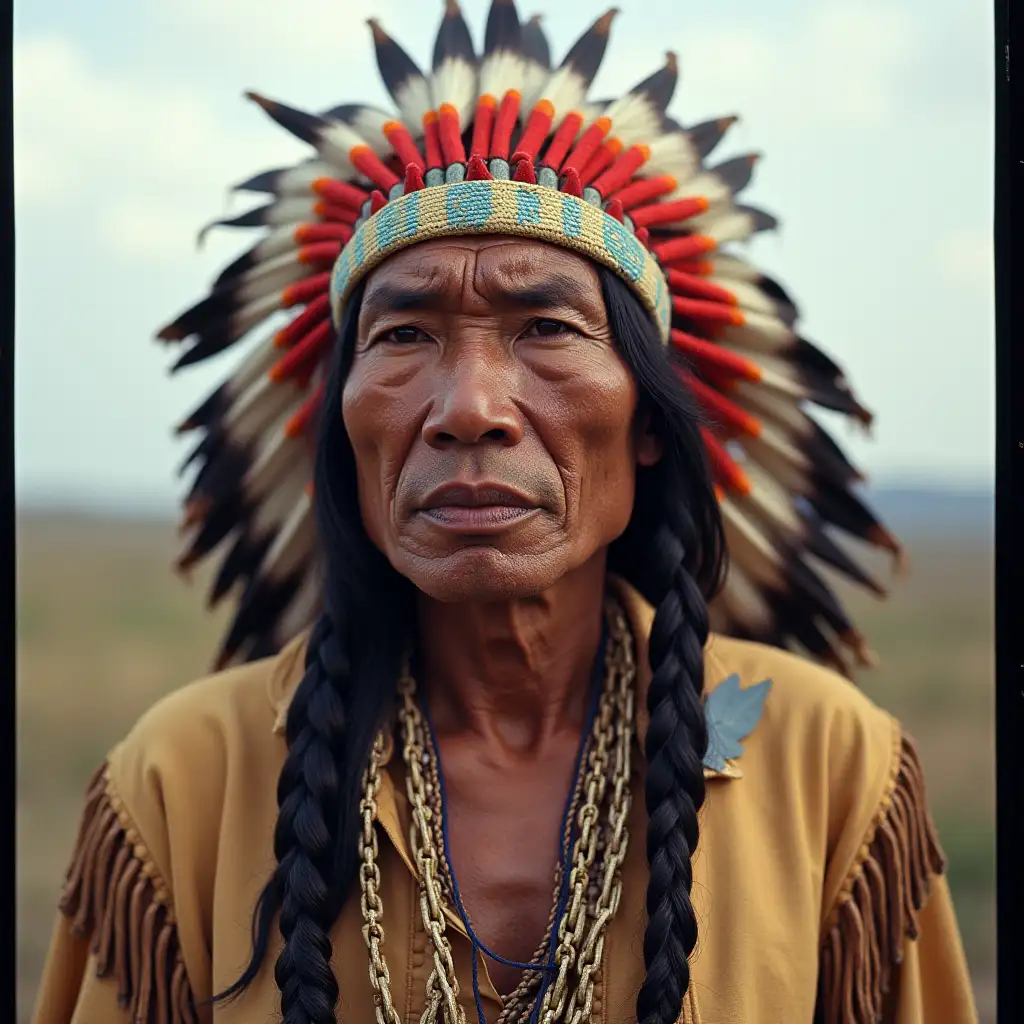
[419,626,608,1024]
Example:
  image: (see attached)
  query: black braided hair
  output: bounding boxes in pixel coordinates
[604,270,726,1024]
[220,267,725,1024]
[216,280,414,1023]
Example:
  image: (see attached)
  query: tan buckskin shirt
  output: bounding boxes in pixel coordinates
[33,580,978,1024]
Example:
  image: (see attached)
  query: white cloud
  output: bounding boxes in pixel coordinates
[102,196,202,262]
[14,33,311,261]
[161,0,422,66]
[661,1,919,131]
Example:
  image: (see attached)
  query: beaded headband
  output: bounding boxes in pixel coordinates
[157,0,903,676]
[328,178,673,339]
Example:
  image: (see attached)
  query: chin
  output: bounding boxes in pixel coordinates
[397,547,567,604]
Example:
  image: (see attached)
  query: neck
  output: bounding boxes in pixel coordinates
[415,555,609,756]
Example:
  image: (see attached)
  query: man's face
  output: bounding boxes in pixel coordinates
[342,236,660,602]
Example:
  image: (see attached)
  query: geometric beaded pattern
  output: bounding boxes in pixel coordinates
[330,178,672,342]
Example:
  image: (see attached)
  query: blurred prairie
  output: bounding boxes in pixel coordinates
[15,511,995,1022]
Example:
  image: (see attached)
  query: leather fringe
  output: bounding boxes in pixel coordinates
[817,731,947,1024]
[59,764,198,1024]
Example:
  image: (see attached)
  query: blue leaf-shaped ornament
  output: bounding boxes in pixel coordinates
[703,673,773,774]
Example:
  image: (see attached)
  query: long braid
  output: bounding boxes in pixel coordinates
[271,619,351,1023]
[217,280,413,1019]
[600,266,725,1024]
[636,510,710,1024]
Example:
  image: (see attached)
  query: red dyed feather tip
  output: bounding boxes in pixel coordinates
[465,154,493,180]
[604,199,625,223]
[368,190,388,214]
[561,167,583,197]
[404,163,426,192]
[512,156,538,184]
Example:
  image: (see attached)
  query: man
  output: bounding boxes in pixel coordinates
[33,2,978,1023]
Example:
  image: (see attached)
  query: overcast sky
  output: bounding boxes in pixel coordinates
[14,0,994,513]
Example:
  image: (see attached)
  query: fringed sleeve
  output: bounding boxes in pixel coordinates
[32,763,198,1024]
[816,732,978,1024]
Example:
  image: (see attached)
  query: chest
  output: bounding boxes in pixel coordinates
[439,746,580,996]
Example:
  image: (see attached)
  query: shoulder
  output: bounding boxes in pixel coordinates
[704,634,902,855]
[110,637,301,788]
[99,635,307,907]
[56,639,306,1016]
[706,632,897,757]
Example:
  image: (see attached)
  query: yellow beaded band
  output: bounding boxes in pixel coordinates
[329,178,672,342]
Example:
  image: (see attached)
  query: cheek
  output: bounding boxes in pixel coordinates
[530,350,639,532]
[341,360,422,545]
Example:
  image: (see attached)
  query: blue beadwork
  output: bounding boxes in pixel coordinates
[446,180,495,229]
[515,187,542,226]
[601,218,644,282]
[352,227,367,270]
[561,196,583,239]
[374,201,403,251]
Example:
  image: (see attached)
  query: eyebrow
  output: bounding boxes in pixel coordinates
[361,272,597,319]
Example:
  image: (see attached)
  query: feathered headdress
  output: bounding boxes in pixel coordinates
[158,0,903,676]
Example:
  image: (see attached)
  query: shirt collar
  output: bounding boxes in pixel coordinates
[267,574,741,780]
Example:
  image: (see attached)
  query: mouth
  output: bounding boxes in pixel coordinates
[417,483,541,531]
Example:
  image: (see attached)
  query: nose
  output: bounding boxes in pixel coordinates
[421,349,525,449]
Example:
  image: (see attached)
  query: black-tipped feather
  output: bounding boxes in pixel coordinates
[177,385,229,435]
[210,529,274,606]
[804,477,898,552]
[485,0,522,53]
[632,53,678,113]
[367,19,428,104]
[232,168,290,195]
[245,92,325,146]
[216,570,304,668]
[159,292,234,343]
[686,116,738,161]
[197,202,277,242]
[734,204,779,234]
[559,8,617,84]
[803,524,886,596]
[433,0,477,70]
[179,495,246,569]
[711,154,759,196]
[521,14,551,67]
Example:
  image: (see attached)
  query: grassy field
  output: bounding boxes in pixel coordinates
[15,512,996,1022]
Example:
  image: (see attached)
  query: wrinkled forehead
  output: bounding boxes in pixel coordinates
[356,235,607,323]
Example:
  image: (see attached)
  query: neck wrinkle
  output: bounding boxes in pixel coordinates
[414,554,608,755]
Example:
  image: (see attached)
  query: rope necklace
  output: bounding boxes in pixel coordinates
[357,596,637,1024]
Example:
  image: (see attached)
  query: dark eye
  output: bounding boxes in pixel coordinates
[379,325,430,345]
[524,318,576,338]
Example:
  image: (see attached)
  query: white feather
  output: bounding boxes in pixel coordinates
[235,257,310,304]
[244,420,312,506]
[532,66,589,123]
[694,207,770,246]
[315,119,374,172]
[645,131,700,183]
[345,107,393,155]
[602,92,660,147]
[225,371,309,442]
[720,495,786,589]
[715,561,774,634]
[225,335,284,399]
[274,562,323,645]
[711,310,794,352]
[432,59,478,125]
[479,52,526,105]
[263,489,315,581]
[394,76,434,128]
